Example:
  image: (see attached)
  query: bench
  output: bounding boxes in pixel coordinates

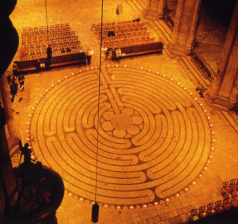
[14,52,86,74]
[111,42,163,60]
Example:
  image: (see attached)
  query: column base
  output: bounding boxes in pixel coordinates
[204,92,236,111]
[167,43,191,57]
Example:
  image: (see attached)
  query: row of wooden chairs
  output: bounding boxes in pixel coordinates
[24,47,83,60]
[102,32,150,42]
[221,179,238,198]
[92,20,144,31]
[23,37,79,49]
[102,37,155,49]
[22,31,76,44]
[23,23,70,33]
[190,196,238,221]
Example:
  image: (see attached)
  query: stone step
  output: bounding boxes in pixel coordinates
[181,56,210,89]
[149,21,169,45]
[126,0,143,18]
[177,57,207,89]
[221,111,238,135]
[154,20,172,43]
[131,0,144,12]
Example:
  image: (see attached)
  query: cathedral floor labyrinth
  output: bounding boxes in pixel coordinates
[29,65,213,207]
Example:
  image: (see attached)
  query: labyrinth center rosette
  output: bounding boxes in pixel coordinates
[30,67,211,206]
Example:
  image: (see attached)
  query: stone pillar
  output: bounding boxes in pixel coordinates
[204,0,238,111]
[142,0,167,20]
[167,0,202,56]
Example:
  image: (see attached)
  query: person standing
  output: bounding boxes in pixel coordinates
[18,74,25,91]
[86,48,93,65]
[10,80,18,102]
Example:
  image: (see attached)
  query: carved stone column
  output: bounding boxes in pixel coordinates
[167,0,202,56]
[142,0,167,20]
[204,0,238,111]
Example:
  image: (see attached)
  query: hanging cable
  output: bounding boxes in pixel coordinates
[92,0,104,223]
[45,0,49,42]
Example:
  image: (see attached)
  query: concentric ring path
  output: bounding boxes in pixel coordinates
[29,65,212,206]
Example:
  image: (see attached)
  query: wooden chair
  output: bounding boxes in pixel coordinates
[231,195,238,208]
[221,181,231,197]
[215,200,225,213]
[190,209,199,221]
[207,203,215,215]
[198,206,207,218]
[230,179,238,192]
[223,198,232,211]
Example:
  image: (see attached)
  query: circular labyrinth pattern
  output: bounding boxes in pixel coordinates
[29,66,213,207]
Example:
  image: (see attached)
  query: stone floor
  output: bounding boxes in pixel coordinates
[7,0,238,223]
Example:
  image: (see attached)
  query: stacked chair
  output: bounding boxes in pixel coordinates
[21,23,82,61]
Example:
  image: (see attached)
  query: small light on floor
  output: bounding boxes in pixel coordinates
[79,70,82,72]
[80,198,83,201]
[163,75,166,77]
[166,198,169,201]
[199,174,202,177]
[87,67,89,70]
[26,130,29,132]
[117,206,121,209]
[212,139,215,142]
[148,69,151,71]
[190,92,192,95]
[204,110,207,112]
[130,206,134,209]
[207,160,210,163]
[58,80,61,82]
[195,98,197,100]
[27,122,30,124]
[91,67,93,69]
[200,103,203,106]
[185,188,188,191]
[65,76,68,78]
[193,181,196,185]
[69,192,72,196]
[91,202,95,205]
[46,89,48,92]
[32,107,34,109]
[210,124,213,127]
[170,78,173,81]
[210,155,212,158]
[42,16,43,18]
[212,131,214,134]
[116,65,118,67]
[157,72,159,74]
[205,167,207,170]
[212,147,214,150]
[72,73,74,75]
[29,114,32,117]
[51,84,54,87]
[154,202,158,205]
[104,204,108,207]
[176,193,180,197]
[124,65,127,67]
[177,82,180,85]
[36,101,38,103]
[143,204,147,208]
[108,64,110,67]
[140,67,143,69]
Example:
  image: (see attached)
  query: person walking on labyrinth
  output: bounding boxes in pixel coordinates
[18,74,25,91]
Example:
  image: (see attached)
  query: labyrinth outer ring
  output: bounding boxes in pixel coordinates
[29,67,212,206]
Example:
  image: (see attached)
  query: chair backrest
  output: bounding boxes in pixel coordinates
[215,200,222,207]
[199,206,205,213]
[223,181,229,187]
[207,203,213,210]
[230,179,236,185]
[191,209,197,216]
[223,198,230,205]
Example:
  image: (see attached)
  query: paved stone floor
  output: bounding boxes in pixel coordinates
[7,0,238,223]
